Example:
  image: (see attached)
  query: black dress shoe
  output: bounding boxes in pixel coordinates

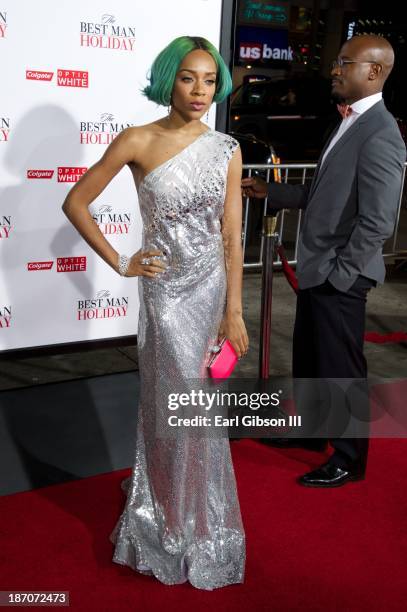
[262,438,328,452]
[298,462,365,488]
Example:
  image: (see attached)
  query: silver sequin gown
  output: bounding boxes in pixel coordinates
[109,129,245,590]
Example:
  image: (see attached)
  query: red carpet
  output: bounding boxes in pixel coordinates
[1,439,407,611]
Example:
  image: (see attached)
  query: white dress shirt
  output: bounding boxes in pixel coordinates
[320,92,383,167]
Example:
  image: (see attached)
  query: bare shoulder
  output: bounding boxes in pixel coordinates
[113,124,151,151]
[115,121,169,163]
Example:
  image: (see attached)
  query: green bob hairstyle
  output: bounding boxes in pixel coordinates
[142,36,233,106]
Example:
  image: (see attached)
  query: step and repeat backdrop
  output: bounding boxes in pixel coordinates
[0,0,223,351]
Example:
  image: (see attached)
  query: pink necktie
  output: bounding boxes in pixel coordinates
[337,103,352,119]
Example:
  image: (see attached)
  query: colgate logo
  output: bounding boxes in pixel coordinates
[27,169,54,179]
[26,70,54,81]
[27,261,54,271]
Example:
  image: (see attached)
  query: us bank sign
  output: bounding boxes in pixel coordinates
[237,26,293,63]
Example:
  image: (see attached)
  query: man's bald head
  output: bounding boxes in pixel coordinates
[343,35,394,81]
[331,35,395,104]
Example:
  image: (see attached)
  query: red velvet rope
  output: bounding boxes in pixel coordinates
[276,244,407,344]
[277,244,299,293]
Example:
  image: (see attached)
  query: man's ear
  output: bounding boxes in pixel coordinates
[368,63,383,80]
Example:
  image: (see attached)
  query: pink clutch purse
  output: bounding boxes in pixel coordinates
[208,338,238,378]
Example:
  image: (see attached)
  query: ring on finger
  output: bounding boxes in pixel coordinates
[141,257,151,265]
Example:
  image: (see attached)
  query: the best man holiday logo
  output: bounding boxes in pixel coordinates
[80,14,135,51]
[92,204,131,235]
[0,306,11,329]
[1,117,10,142]
[0,215,11,239]
[0,11,7,38]
[80,113,133,145]
[77,290,128,321]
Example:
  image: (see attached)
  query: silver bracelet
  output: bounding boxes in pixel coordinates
[118,254,130,276]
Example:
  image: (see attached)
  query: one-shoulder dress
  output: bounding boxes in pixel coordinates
[109,128,245,590]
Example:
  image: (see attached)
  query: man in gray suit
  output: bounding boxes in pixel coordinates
[242,35,406,487]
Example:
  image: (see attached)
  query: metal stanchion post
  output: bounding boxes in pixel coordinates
[259,215,279,379]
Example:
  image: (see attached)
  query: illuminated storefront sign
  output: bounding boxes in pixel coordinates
[236,26,293,63]
[239,1,289,27]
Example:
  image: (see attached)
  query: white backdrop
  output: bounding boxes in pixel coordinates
[0,0,223,351]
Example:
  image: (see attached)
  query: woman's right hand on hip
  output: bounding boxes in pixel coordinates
[126,249,167,278]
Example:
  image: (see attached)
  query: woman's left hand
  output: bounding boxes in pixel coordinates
[218,313,249,359]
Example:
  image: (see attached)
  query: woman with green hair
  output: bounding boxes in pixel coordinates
[62,36,248,590]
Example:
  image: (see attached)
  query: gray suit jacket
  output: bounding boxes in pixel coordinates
[267,100,406,291]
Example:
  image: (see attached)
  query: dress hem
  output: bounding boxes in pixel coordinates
[111,553,245,590]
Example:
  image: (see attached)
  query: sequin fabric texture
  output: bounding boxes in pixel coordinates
[109,129,246,590]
